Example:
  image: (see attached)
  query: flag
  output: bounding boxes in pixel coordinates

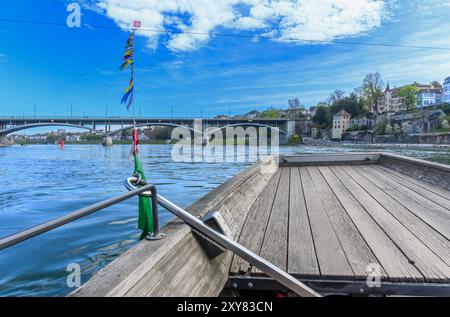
[120,31,135,111]
[120,59,133,71]
[121,79,134,110]
[133,128,154,240]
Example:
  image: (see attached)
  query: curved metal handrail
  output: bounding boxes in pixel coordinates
[0,184,155,251]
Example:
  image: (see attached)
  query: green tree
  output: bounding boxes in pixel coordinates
[312,105,331,128]
[374,119,388,135]
[442,103,450,115]
[401,122,410,134]
[385,123,393,134]
[260,108,281,119]
[330,94,363,117]
[80,133,103,142]
[397,85,419,111]
[46,133,59,144]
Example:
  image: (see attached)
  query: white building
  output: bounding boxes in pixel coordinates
[417,87,442,107]
[332,110,352,140]
[66,135,81,142]
[443,76,450,103]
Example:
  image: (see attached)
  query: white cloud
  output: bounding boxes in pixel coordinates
[94,0,388,51]
[0,54,6,63]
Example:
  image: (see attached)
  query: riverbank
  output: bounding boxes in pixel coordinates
[342,131,450,145]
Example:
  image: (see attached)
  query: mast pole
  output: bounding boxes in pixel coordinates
[132,27,136,129]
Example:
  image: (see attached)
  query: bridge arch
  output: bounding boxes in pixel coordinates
[109,123,203,136]
[0,123,100,136]
[203,123,286,137]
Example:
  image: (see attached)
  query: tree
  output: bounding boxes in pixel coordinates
[362,73,384,112]
[46,133,59,144]
[260,108,281,119]
[401,122,410,134]
[121,129,132,140]
[397,85,419,111]
[312,105,331,128]
[385,123,393,134]
[393,123,401,134]
[288,98,301,109]
[374,119,387,135]
[80,133,103,142]
[442,119,450,130]
[442,103,450,115]
[328,90,346,105]
[330,94,363,117]
[430,81,442,88]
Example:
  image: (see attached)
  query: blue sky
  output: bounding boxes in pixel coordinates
[0,0,449,118]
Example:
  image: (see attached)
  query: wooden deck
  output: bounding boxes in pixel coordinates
[230,163,450,292]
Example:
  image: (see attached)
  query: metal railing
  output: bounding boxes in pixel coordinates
[0,184,157,251]
[0,179,321,297]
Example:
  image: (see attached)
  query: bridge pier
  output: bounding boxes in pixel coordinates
[279,120,296,145]
[102,136,113,147]
[0,136,12,146]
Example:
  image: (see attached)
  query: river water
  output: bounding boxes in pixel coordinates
[0,144,449,296]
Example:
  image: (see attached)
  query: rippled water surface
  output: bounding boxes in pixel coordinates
[0,144,449,296]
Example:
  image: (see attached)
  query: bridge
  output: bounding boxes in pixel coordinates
[0,116,298,145]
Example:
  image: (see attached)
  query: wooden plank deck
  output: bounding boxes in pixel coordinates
[230,164,450,286]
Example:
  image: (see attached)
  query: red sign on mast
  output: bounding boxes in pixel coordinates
[133,21,142,28]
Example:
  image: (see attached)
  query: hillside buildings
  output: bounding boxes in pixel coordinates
[378,82,443,114]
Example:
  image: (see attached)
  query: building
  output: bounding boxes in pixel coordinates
[417,86,442,107]
[332,110,352,140]
[443,76,450,103]
[378,82,404,113]
[378,82,443,114]
[350,116,374,130]
[66,134,81,142]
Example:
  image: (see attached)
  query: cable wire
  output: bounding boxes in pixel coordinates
[1,18,450,51]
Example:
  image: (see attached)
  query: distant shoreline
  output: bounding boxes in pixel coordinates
[3,142,450,149]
